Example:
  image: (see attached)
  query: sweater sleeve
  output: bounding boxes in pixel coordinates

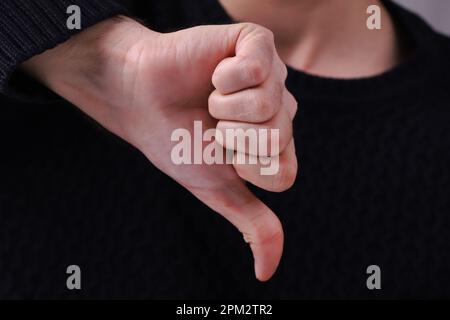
[0,0,127,98]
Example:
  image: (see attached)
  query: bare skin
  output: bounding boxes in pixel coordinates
[22,0,402,281]
[23,18,296,281]
[219,0,404,78]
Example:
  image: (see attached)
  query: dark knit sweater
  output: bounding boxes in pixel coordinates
[1,0,450,299]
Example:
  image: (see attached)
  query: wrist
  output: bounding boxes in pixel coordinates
[22,16,150,109]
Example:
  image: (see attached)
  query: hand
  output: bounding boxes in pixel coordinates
[23,16,298,281]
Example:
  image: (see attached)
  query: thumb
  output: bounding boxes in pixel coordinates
[169,23,284,280]
[186,180,283,281]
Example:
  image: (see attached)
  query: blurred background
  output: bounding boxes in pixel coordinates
[394,0,450,35]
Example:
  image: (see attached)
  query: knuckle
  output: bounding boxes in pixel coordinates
[280,63,288,81]
[294,96,299,111]
[243,59,266,84]
[243,23,275,42]
[240,22,258,30]
[286,91,299,119]
[290,94,299,112]
[272,162,297,192]
[247,213,283,245]
[257,25,275,43]
[294,101,299,115]
[256,27,276,59]
[122,41,146,68]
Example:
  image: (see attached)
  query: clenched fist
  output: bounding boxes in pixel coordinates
[23,16,298,281]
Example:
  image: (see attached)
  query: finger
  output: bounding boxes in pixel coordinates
[186,181,284,281]
[233,139,298,192]
[212,25,276,94]
[209,79,284,123]
[215,108,293,157]
[284,89,298,121]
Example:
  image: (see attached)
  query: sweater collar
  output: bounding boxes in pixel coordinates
[193,0,440,102]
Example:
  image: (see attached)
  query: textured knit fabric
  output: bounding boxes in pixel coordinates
[0,0,126,96]
[1,0,450,299]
